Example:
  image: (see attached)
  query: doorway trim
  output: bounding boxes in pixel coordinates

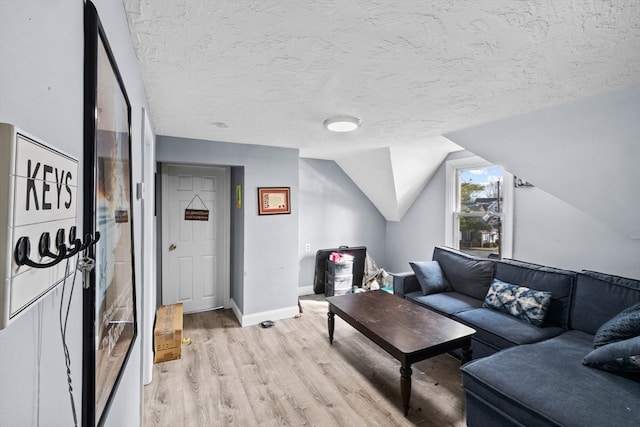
[160,163,231,310]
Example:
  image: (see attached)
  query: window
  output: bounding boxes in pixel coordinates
[445,157,513,259]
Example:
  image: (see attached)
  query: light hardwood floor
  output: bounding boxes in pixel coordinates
[143,297,467,426]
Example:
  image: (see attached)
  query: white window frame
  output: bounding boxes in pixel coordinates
[444,157,513,258]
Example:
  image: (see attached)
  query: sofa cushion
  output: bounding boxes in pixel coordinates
[495,258,574,328]
[454,308,565,351]
[405,291,483,317]
[583,335,640,375]
[483,279,552,327]
[593,302,640,347]
[409,260,451,295]
[583,270,640,289]
[462,330,640,427]
[571,272,640,335]
[432,246,495,300]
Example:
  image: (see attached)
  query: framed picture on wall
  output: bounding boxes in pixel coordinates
[83,2,137,426]
[257,187,290,215]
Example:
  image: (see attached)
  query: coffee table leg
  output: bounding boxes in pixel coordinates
[461,338,473,364]
[400,364,412,416]
[327,310,335,344]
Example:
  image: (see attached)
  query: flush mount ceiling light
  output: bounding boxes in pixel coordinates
[323,116,361,132]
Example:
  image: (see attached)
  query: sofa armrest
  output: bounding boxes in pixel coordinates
[391,272,421,298]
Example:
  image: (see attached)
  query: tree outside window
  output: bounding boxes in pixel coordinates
[457,166,503,258]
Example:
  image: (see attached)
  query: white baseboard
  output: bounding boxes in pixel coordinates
[229,298,299,327]
[297,285,315,296]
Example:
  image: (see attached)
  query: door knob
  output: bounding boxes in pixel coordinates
[169,244,177,251]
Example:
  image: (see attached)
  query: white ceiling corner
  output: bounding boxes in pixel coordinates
[389,137,460,219]
[336,148,398,220]
[336,136,459,221]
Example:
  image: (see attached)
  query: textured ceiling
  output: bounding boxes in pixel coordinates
[123,0,640,219]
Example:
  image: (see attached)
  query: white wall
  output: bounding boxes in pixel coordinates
[298,158,387,292]
[156,136,300,324]
[0,1,151,425]
[0,2,85,426]
[443,86,640,279]
[385,159,446,272]
[512,186,640,278]
[385,150,470,273]
[446,86,640,241]
[386,149,640,280]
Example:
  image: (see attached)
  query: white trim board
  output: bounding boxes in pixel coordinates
[230,298,299,327]
[297,285,314,296]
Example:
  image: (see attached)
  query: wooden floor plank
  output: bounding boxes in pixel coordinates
[143,297,467,426]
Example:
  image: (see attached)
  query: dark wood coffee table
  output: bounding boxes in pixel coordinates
[326,290,476,416]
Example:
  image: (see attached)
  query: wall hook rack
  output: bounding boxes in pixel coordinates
[75,231,101,255]
[62,226,101,259]
[14,236,67,269]
[14,226,101,270]
[0,122,80,329]
[39,229,66,259]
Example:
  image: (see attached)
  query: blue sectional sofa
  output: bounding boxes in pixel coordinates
[393,246,640,427]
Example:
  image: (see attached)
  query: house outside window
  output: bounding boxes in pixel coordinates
[445,157,513,259]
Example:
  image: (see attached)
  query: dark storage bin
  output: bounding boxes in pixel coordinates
[313,246,366,295]
[325,257,354,296]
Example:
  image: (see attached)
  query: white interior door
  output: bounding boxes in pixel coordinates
[162,164,229,313]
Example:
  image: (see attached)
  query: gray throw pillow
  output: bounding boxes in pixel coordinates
[434,249,494,300]
[593,302,640,348]
[409,261,450,295]
[483,279,552,327]
[583,335,640,374]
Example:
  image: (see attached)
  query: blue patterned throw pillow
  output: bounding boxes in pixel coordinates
[483,279,552,327]
[593,302,640,348]
[583,335,640,374]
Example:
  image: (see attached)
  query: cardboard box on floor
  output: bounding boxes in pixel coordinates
[154,303,183,363]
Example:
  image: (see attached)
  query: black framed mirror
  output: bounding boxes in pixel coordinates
[82,2,137,425]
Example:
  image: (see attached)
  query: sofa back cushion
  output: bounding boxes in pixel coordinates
[495,259,575,328]
[571,271,640,335]
[432,246,495,300]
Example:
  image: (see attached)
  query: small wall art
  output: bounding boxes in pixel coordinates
[257,187,290,215]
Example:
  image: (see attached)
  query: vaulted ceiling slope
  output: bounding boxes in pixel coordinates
[447,85,640,241]
[123,0,640,220]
